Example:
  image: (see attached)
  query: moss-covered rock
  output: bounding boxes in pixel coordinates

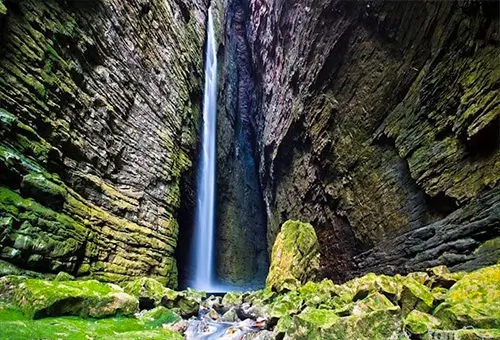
[286,308,401,340]
[433,264,500,329]
[400,277,434,316]
[404,310,441,335]
[123,277,167,310]
[54,272,75,281]
[266,220,320,292]
[138,306,181,328]
[267,291,303,319]
[0,302,182,340]
[160,288,205,318]
[222,291,243,306]
[1,277,138,319]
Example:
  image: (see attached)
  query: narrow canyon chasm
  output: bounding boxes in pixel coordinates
[0,0,499,338]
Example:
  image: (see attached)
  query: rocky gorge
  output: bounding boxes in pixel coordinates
[0,0,499,339]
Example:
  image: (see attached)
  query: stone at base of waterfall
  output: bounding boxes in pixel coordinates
[266,220,320,292]
[0,276,138,319]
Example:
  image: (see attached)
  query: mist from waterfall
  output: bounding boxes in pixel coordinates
[189,6,218,291]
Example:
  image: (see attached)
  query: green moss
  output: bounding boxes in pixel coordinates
[54,272,75,281]
[0,303,182,340]
[2,277,138,319]
[139,306,181,328]
[266,220,320,292]
[404,310,441,335]
[21,173,67,207]
[433,264,500,329]
[123,277,167,307]
[267,291,303,318]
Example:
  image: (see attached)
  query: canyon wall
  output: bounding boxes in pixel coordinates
[249,0,499,282]
[0,0,207,287]
[216,0,268,285]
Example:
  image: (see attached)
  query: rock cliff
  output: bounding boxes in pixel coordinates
[248,0,499,281]
[0,0,207,286]
[215,0,267,285]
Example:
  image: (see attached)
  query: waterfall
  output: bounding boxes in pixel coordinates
[190,6,218,291]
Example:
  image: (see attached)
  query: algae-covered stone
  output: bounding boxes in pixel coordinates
[433,264,500,329]
[222,291,243,306]
[285,308,401,340]
[427,265,465,289]
[267,291,303,319]
[404,310,441,335]
[5,278,138,319]
[139,306,181,328]
[266,220,320,292]
[352,292,398,315]
[54,271,75,281]
[286,307,340,339]
[400,277,434,316]
[298,279,336,308]
[161,288,205,318]
[124,277,166,309]
[21,173,67,209]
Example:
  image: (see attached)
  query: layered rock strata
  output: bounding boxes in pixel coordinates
[249,0,500,281]
[0,0,207,286]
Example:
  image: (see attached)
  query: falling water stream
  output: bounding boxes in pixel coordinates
[190,6,218,292]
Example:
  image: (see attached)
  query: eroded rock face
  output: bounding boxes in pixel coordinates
[248,0,500,281]
[0,0,207,286]
[215,0,268,285]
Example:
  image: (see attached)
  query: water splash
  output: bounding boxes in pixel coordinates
[190,7,218,292]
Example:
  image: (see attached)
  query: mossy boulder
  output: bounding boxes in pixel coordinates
[298,279,336,308]
[160,288,205,318]
[266,220,320,292]
[138,306,181,328]
[222,291,243,306]
[404,310,441,335]
[123,277,167,310]
[1,277,138,319]
[286,308,401,340]
[400,277,434,316]
[267,291,303,319]
[433,264,500,329]
[54,272,75,281]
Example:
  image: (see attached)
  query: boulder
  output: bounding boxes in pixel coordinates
[1,277,138,319]
[161,288,205,318]
[433,264,500,329]
[54,272,75,281]
[404,310,441,335]
[138,306,181,328]
[123,277,166,310]
[266,220,320,292]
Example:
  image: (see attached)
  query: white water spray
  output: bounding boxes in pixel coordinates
[190,7,218,291]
